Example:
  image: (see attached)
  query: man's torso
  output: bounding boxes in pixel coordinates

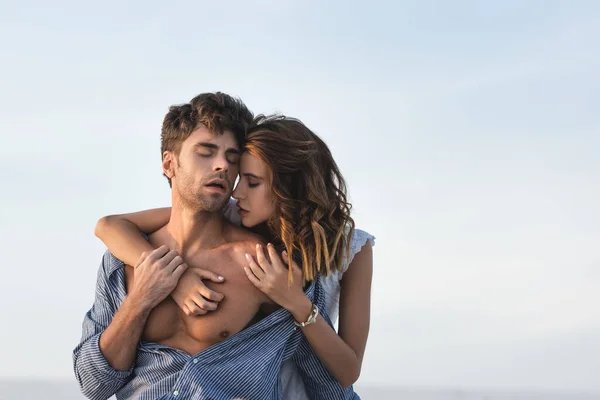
[124,224,268,355]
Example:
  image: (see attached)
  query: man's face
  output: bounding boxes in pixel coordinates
[164,125,240,212]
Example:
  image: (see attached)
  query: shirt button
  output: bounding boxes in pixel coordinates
[193,359,198,364]
[173,390,179,396]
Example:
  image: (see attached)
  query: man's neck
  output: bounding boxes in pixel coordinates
[166,201,227,256]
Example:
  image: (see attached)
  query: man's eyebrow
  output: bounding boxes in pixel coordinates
[194,142,218,150]
[194,142,240,154]
[242,173,263,180]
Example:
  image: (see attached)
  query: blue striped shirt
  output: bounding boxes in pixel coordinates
[73,250,359,400]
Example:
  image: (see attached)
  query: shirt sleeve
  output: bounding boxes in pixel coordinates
[341,228,376,275]
[72,251,133,400]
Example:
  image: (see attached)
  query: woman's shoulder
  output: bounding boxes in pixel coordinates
[349,228,375,252]
[340,228,375,274]
[319,228,374,294]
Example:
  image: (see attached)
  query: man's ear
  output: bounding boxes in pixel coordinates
[162,151,176,180]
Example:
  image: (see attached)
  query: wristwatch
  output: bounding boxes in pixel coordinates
[294,303,319,327]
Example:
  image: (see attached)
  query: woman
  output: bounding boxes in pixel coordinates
[94,115,375,396]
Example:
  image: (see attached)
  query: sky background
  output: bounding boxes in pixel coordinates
[1,0,599,394]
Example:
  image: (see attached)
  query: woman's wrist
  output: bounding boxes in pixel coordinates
[289,295,313,322]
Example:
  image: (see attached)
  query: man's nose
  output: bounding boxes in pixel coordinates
[213,154,229,172]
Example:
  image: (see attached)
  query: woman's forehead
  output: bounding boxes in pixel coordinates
[240,153,272,181]
[241,153,265,170]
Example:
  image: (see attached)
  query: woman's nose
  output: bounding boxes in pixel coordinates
[232,185,243,199]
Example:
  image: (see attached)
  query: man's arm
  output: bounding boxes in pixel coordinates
[73,251,136,400]
[73,246,187,400]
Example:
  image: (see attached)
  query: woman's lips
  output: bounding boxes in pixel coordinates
[237,204,249,216]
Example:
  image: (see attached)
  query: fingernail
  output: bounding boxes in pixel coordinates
[218,276,224,280]
[245,253,250,260]
[256,244,261,249]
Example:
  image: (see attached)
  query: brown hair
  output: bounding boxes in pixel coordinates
[161,92,254,186]
[245,115,355,283]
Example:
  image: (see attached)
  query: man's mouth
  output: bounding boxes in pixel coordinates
[204,179,227,192]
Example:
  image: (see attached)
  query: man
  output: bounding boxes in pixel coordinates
[73,92,355,400]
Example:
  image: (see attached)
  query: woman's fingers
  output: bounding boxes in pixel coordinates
[281,251,303,285]
[196,269,225,284]
[282,250,302,271]
[191,292,218,311]
[193,269,225,302]
[255,244,273,271]
[244,266,262,288]
[198,286,224,302]
[246,253,265,280]
[184,300,208,316]
[266,244,285,271]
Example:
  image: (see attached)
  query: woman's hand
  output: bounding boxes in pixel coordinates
[170,267,226,316]
[244,243,312,320]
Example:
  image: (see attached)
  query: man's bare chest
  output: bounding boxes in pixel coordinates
[123,251,264,349]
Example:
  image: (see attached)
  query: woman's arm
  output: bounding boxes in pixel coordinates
[296,243,372,387]
[94,208,172,266]
[245,242,373,388]
[94,208,226,315]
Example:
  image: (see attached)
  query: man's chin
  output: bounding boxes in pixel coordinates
[198,195,230,212]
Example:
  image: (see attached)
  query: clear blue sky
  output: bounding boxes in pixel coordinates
[1,0,599,392]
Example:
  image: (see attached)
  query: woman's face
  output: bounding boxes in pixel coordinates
[232,152,276,227]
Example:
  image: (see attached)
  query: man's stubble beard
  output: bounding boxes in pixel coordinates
[176,184,229,213]
[174,171,230,214]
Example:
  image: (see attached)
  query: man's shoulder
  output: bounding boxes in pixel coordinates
[221,238,263,259]
[215,231,264,264]
[223,223,265,249]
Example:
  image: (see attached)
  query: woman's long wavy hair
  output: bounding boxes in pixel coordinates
[245,115,355,283]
